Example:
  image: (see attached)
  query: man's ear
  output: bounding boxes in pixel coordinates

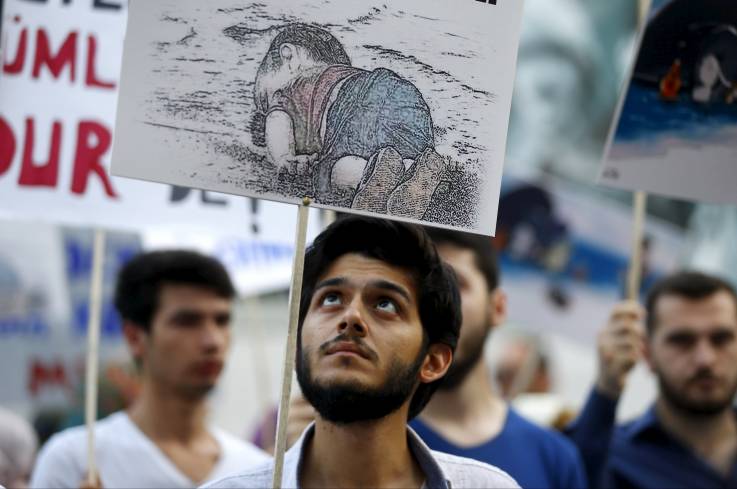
[279,43,297,68]
[122,321,147,363]
[419,343,453,384]
[488,288,508,329]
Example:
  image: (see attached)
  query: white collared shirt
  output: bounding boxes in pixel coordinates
[203,423,519,489]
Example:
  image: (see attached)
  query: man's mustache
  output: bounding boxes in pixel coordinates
[319,334,379,362]
[688,368,721,384]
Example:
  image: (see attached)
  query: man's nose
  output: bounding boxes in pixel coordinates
[693,339,717,367]
[337,298,368,337]
[201,321,228,351]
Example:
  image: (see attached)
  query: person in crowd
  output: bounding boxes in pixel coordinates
[31,251,269,488]
[411,229,587,488]
[0,407,38,488]
[206,217,518,488]
[568,271,737,488]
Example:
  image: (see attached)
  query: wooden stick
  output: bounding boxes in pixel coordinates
[271,199,311,489]
[627,191,647,301]
[638,0,651,25]
[85,229,106,486]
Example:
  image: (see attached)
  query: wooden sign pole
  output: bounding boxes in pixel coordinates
[626,191,647,301]
[271,199,311,489]
[85,229,107,486]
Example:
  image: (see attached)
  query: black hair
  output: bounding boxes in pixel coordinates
[298,216,461,419]
[114,250,236,332]
[424,227,500,291]
[645,270,737,334]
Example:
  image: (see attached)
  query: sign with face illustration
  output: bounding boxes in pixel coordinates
[112,0,524,235]
[600,0,737,204]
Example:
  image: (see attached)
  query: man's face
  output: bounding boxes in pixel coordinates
[436,244,500,389]
[297,253,439,423]
[648,291,737,416]
[126,284,232,400]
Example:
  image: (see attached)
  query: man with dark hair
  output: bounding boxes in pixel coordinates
[411,228,587,488]
[207,217,518,489]
[31,251,269,488]
[568,271,737,488]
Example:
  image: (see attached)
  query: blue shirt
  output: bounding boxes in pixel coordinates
[566,389,737,489]
[411,408,588,488]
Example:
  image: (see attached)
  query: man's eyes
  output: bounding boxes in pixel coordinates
[320,292,342,306]
[318,292,399,315]
[667,334,695,347]
[376,298,399,314]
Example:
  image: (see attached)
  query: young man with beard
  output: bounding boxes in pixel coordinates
[206,217,518,489]
[568,271,737,488]
[31,251,269,488]
[410,229,587,488]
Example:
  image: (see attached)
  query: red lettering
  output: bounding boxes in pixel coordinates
[0,118,16,175]
[32,30,77,82]
[28,360,69,396]
[85,35,116,90]
[71,121,118,197]
[2,28,28,74]
[18,118,62,187]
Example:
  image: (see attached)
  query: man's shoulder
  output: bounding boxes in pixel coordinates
[610,405,668,446]
[432,450,519,488]
[211,427,271,466]
[506,409,579,454]
[201,460,274,489]
[40,411,126,453]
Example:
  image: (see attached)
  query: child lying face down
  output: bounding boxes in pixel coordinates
[253,23,449,219]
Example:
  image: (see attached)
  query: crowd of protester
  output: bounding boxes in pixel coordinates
[1,216,736,488]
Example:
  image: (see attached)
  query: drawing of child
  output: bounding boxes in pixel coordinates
[253,24,448,219]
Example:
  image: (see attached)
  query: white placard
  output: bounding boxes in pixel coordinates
[112,0,524,235]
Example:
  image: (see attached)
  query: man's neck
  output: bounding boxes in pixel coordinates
[127,381,209,444]
[301,412,425,489]
[656,397,737,475]
[419,359,506,447]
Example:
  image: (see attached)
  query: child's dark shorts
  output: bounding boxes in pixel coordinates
[313,68,435,198]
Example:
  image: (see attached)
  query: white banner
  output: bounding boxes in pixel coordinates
[0,0,321,294]
[112,0,524,235]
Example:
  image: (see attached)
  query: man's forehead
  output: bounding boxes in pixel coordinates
[655,291,737,331]
[157,284,231,308]
[317,253,417,298]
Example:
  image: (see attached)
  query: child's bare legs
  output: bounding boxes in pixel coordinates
[387,148,448,220]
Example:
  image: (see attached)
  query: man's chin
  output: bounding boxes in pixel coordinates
[178,383,216,400]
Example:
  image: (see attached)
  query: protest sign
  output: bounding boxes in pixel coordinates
[0,219,139,416]
[112,0,524,235]
[600,0,737,204]
[497,177,685,345]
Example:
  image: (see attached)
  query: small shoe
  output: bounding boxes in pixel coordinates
[386,148,447,220]
[351,147,405,213]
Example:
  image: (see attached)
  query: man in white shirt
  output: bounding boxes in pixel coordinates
[206,217,518,489]
[31,250,269,488]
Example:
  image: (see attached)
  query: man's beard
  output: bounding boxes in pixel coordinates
[296,335,426,424]
[657,366,737,417]
[438,321,491,391]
